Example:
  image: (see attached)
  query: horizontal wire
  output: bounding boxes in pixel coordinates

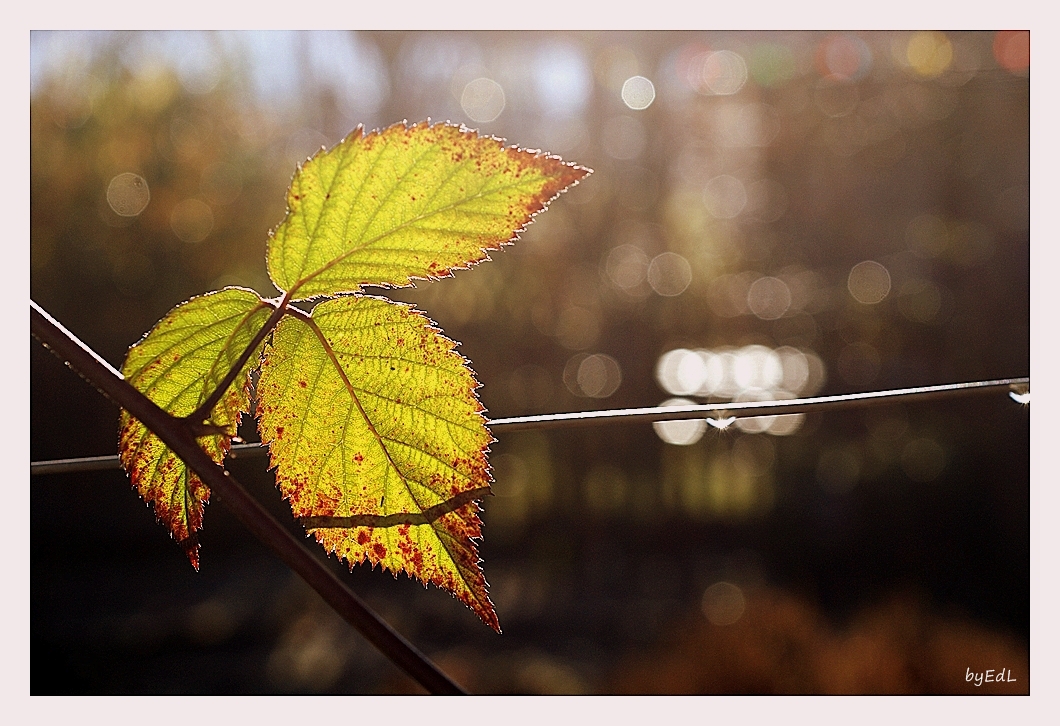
[31,376,1028,476]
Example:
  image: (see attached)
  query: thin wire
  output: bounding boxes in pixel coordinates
[31,376,1028,476]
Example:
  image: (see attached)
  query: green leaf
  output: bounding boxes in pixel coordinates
[255,295,499,630]
[266,120,590,300]
[119,288,271,567]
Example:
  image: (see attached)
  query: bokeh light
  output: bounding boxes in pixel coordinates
[703,175,747,219]
[733,345,783,391]
[564,353,622,398]
[905,214,949,258]
[170,198,214,244]
[906,31,953,77]
[655,348,707,397]
[604,244,650,292]
[897,279,944,324]
[993,31,1030,75]
[690,50,748,96]
[653,344,823,443]
[620,76,655,110]
[647,252,692,296]
[720,103,780,148]
[733,389,778,434]
[847,261,891,304]
[106,173,150,217]
[46,71,101,129]
[702,582,746,626]
[815,34,872,82]
[747,276,792,320]
[652,397,707,446]
[748,43,795,88]
[461,78,506,123]
[174,32,222,95]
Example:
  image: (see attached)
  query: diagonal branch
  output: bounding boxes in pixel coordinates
[30,300,467,696]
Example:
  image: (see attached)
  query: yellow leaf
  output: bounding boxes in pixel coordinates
[119,288,271,567]
[267,120,589,300]
[256,295,498,630]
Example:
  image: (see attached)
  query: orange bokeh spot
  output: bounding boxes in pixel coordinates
[815,35,869,82]
[993,31,1030,73]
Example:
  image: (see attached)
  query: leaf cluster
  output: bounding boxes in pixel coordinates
[119,121,588,629]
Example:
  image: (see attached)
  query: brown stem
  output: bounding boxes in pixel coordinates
[31,300,467,695]
[183,291,291,428]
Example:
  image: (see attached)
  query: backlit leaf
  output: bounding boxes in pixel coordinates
[266,120,589,300]
[119,288,271,567]
[110,118,588,626]
[256,295,498,630]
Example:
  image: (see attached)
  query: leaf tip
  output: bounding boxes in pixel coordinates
[182,536,201,571]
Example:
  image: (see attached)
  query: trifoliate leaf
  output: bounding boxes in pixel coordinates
[255,295,498,630]
[118,288,271,567]
[266,120,590,300]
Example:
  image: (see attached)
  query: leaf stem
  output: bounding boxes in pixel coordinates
[31,300,468,696]
[183,290,292,429]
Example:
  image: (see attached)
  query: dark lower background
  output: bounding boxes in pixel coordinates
[32,345,1028,693]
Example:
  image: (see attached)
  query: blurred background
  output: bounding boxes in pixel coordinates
[30,30,1029,694]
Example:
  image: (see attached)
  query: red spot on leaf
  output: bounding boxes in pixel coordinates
[356,531,370,545]
[372,543,387,558]
[353,453,364,462]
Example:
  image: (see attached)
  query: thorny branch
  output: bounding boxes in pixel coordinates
[30,300,468,696]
